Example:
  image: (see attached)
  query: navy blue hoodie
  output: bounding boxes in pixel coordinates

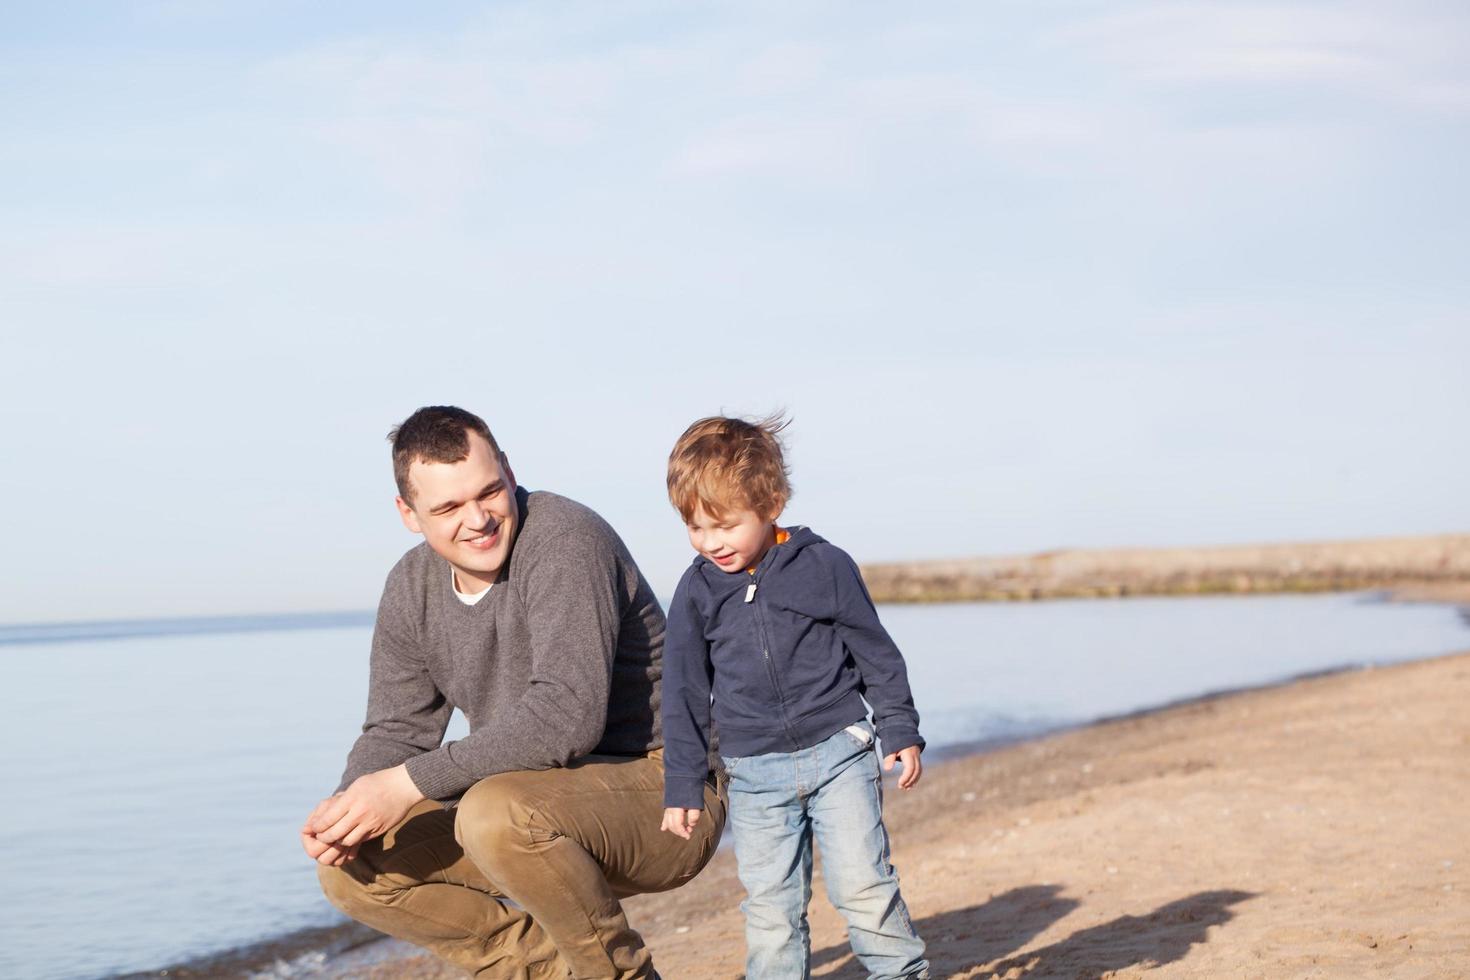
[662,525,924,809]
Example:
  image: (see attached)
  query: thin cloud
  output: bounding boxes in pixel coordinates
[1065,1,1470,110]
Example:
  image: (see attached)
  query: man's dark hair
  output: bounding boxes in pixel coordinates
[389,406,501,505]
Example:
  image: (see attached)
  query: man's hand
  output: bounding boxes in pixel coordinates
[660,806,702,840]
[301,765,424,865]
[300,828,361,867]
[883,745,923,790]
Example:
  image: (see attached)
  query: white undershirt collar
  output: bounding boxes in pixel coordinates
[452,567,493,606]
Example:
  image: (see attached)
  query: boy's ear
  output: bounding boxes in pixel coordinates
[395,495,423,534]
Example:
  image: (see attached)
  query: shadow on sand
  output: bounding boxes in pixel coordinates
[810,886,1255,979]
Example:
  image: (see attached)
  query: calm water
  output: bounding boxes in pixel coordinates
[0,594,1465,980]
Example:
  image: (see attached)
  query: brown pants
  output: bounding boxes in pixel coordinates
[318,750,726,980]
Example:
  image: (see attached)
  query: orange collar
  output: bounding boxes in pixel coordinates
[746,527,789,574]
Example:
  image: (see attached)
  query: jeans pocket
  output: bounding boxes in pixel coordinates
[840,719,875,750]
[720,754,743,776]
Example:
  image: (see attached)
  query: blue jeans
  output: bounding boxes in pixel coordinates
[722,721,928,980]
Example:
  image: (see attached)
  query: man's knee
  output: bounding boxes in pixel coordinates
[317,862,381,920]
[456,772,543,871]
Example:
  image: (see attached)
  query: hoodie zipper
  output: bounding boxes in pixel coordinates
[748,562,799,749]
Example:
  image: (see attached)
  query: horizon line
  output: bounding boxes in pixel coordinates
[0,609,376,647]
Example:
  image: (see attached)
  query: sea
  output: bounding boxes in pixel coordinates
[0,594,1466,980]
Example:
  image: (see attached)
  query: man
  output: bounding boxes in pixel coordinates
[302,406,726,980]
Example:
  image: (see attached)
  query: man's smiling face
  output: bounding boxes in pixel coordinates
[395,430,518,593]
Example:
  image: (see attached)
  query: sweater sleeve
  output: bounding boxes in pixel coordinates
[661,570,714,809]
[337,568,453,791]
[404,526,623,801]
[829,548,925,756]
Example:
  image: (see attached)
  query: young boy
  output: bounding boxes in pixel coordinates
[660,415,929,980]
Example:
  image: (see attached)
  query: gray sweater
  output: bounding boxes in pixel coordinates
[338,487,666,802]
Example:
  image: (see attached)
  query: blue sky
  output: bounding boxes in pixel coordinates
[1,0,1466,623]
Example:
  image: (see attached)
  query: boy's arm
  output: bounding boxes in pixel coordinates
[828,548,925,757]
[662,572,715,810]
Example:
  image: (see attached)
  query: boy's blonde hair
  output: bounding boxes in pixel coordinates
[667,414,792,523]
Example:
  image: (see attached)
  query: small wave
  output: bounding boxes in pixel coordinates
[112,922,385,980]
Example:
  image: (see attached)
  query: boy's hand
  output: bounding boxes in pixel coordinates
[661,806,702,839]
[883,745,923,790]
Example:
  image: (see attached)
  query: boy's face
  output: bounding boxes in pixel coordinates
[686,504,777,574]
[395,431,519,593]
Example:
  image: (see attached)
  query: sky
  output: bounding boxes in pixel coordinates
[1,0,1466,624]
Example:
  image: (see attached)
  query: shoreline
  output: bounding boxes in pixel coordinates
[109,922,382,980]
[146,645,1470,979]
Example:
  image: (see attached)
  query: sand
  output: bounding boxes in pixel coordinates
[344,651,1470,979]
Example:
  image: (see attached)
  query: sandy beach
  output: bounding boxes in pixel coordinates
[342,648,1470,979]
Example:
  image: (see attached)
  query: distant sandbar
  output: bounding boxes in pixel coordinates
[858,532,1470,603]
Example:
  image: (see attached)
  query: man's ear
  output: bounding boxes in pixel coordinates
[500,453,517,491]
[395,496,423,534]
